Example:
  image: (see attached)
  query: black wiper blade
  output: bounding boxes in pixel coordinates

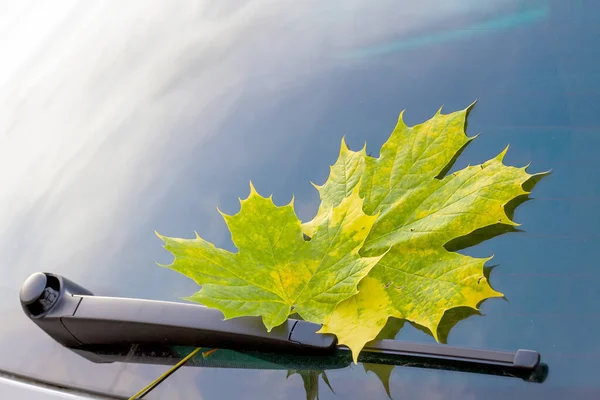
[71,343,547,383]
[72,344,352,371]
[356,340,547,382]
[20,272,548,383]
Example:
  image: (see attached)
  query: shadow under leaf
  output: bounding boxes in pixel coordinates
[444,171,549,253]
[444,223,522,252]
[406,306,482,345]
[435,139,473,180]
[523,171,550,192]
[436,307,483,344]
[376,317,406,340]
[483,264,499,281]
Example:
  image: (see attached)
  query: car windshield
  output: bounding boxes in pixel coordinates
[1,1,598,398]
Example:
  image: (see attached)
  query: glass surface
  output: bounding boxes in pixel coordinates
[0,1,598,398]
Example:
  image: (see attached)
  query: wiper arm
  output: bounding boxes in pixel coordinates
[20,272,547,383]
[20,272,335,354]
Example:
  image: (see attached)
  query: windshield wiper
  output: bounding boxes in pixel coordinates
[20,272,547,383]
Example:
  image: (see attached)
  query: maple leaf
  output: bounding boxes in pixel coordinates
[305,103,547,362]
[157,183,383,330]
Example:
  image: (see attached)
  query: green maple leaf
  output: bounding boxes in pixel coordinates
[157,183,383,330]
[305,103,547,361]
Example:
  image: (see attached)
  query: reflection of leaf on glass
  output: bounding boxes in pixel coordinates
[310,104,548,360]
[362,317,404,399]
[364,363,394,399]
[286,370,334,400]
